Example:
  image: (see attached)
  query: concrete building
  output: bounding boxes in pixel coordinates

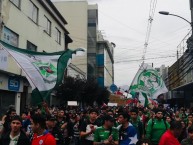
[165,30,193,108]
[53,0,88,78]
[54,0,114,88]
[0,0,72,115]
[167,49,193,107]
[155,65,170,101]
[97,31,114,88]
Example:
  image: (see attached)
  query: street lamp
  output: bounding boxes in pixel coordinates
[159,11,193,50]
[159,11,191,25]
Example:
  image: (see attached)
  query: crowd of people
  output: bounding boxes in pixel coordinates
[0,102,193,145]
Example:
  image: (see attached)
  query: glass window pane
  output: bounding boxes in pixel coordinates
[45,17,51,35]
[55,28,61,44]
[10,0,20,7]
[2,27,19,47]
[29,1,38,23]
[27,41,37,52]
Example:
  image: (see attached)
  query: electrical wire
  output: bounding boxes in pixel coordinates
[142,0,157,61]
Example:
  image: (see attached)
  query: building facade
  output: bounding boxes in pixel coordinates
[166,49,193,107]
[53,0,88,78]
[155,65,170,102]
[88,4,114,88]
[97,32,114,88]
[0,0,71,115]
[54,1,114,88]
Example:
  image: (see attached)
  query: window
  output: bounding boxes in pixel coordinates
[96,54,104,66]
[10,0,20,8]
[55,28,61,44]
[29,1,38,24]
[2,27,19,47]
[44,16,51,35]
[27,41,37,52]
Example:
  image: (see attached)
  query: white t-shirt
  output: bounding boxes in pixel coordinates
[9,133,20,145]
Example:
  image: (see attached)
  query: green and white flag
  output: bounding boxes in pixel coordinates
[0,40,83,104]
[129,63,168,106]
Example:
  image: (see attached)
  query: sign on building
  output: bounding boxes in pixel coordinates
[8,76,20,92]
[0,48,8,70]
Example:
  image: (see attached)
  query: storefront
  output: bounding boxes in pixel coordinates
[0,72,24,117]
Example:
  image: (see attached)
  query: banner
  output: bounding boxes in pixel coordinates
[129,63,168,106]
[68,101,78,106]
[0,40,83,104]
[0,48,8,70]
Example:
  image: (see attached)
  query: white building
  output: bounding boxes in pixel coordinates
[155,65,170,100]
[53,0,88,78]
[0,0,72,115]
[54,0,114,88]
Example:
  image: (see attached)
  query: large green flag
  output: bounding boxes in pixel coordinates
[0,40,83,104]
[129,63,168,107]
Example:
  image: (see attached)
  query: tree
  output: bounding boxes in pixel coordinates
[55,76,110,106]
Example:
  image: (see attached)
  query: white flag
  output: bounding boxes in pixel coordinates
[0,41,82,103]
[130,63,168,100]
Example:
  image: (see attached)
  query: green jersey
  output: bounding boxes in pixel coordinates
[145,118,170,144]
[94,126,119,142]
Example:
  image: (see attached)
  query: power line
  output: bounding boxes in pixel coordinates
[142,0,157,61]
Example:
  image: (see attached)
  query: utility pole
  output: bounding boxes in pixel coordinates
[186,0,193,50]
[190,0,193,34]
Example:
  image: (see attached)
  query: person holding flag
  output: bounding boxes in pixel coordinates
[117,112,138,145]
[129,63,168,107]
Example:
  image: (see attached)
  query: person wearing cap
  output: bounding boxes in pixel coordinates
[118,112,138,145]
[93,115,119,145]
[97,106,108,126]
[30,114,56,145]
[0,115,30,145]
[72,114,81,145]
[145,109,170,145]
[107,110,119,127]
[80,110,89,123]
[2,108,17,135]
[101,106,108,115]
[159,121,182,145]
[46,115,64,145]
[55,109,73,145]
[130,108,144,140]
[80,108,101,145]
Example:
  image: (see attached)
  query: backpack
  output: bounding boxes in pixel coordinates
[151,119,168,130]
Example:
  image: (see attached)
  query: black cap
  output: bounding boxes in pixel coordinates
[11,115,22,124]
[101,106,108,110]
[89,108,98,114]
[188,125,193,133]
[47,115,56,121]
[154,108,163,114]
[103,115,114,122]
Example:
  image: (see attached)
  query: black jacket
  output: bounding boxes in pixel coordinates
[0,131,30,145]
[49,126,64,145]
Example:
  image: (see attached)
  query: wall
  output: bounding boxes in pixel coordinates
[1,0,67,75]
[53,1,88,76]
[87,4,98,79]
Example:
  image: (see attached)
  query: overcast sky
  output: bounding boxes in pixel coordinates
[53,0,190,87]
[87,0,190,87]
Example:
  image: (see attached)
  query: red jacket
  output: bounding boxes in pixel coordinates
[31,132,56,145]
[159,130,180,145]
